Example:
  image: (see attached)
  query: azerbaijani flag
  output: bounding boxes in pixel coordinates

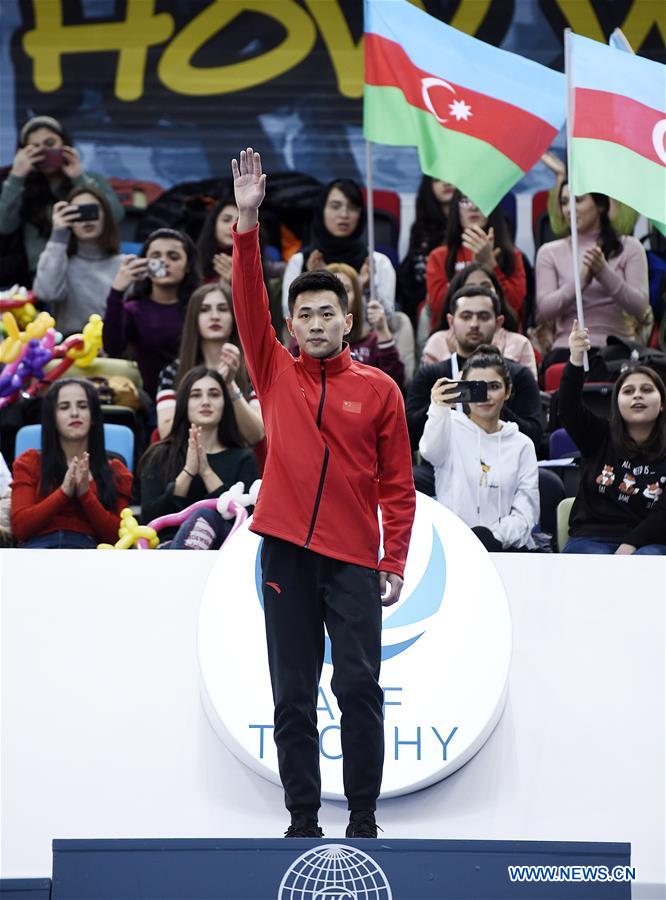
[363,0,565,214]
[568,32,666,231]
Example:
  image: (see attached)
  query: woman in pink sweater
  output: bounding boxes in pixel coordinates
[536,182,649,372]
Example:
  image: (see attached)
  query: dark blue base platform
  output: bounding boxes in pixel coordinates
[2,839,633,900]
[0,881,51,900]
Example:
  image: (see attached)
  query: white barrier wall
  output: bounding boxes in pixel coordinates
[1,551,664,896]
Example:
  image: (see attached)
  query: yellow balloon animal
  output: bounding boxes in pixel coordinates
[98,508,159,550]
[14,302,37,329]
[0,310,55,364]
[0,287,37,330]
[66,313,103,368]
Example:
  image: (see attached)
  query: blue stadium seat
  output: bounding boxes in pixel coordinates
[549,427,578,459]
[14,424,134,471]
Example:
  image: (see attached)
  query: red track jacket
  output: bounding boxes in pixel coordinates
[232,225,415,578]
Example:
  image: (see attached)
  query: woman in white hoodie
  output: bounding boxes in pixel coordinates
[419,345,539,551]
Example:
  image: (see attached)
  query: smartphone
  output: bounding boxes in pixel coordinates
[443,380,488,403]
[73,203,100,222]
[147,258,167,277]
[37,148,63,170]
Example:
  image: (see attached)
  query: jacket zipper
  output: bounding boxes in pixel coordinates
[304,362,328,548]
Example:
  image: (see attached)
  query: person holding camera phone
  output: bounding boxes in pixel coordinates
[103,227,201,399]
[0,115,124,282]
[407,285,543,495]
[32,184,122,336]
[419,345,540,551]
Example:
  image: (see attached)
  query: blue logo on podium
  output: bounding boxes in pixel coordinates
[278,844,392,900]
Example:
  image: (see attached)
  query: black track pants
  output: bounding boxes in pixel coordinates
[260,536,384,815]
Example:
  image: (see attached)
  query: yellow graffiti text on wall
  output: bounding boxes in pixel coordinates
[22,0,665,102]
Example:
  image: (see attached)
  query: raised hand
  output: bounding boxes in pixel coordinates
[568,318,591,367]
[213,252,232,284]
[75,452,91,496]
[231,147,266,232]
[185,423,200,476]
[10,144,43,178]
[195,427,210,478]
[61,145,83,178]
[61,457,78,498]
[306,249,325,272]
[583,245,605,277]
[52,201,80,231]
[111,254,149,293]
[541,151,566,178]
[218,343,240,385]
[366,300,391,341]
[431,376,461,406]
[462,224,495,269]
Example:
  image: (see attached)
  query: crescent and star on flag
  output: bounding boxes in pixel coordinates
[421,77,473,124]
[420,76,666,170]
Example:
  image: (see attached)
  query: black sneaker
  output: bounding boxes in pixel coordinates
[346,810,380,838]
[284,816,324,838]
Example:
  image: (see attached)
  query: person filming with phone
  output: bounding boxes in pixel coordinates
[0,115,124,284]
[32,184,122,336]
[103,227,201,399]
[407,285,543,494]
[419,345,540,551]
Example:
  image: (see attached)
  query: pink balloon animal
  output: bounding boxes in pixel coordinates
[136,479,261,549]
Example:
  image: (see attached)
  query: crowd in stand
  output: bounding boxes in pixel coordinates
[0,115,664,554]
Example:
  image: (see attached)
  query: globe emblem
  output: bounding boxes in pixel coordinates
[278,844,392,900]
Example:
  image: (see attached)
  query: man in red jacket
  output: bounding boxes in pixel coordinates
[231,148,415,839]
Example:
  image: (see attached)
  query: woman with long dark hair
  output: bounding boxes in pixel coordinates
[32,183,122,335]
[536,182,649,373]
[421,262,537,378]
[281,178,396,318]
[140,366,259,548]
[425,189,525,330]
[560,321,666,554]
[103,227,201,398]
[11,378,132,547]
[155,283,263,443]
[197,195,238,286]
[419,345,539,551]
[397,175,453,324]
[0,115,124,280]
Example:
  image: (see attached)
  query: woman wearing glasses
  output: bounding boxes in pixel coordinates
[425,189,526,331]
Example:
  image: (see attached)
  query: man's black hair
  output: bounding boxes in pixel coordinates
[449,284,501,318]
[287,270,349,316]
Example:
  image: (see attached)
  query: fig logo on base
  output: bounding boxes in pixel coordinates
[278,844,392,900]
[198,492,512,799]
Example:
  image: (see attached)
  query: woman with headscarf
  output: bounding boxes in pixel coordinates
[280,178,395,320]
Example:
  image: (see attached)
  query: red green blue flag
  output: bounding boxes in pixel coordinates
[568,32,666,232]
[363,0,565,215]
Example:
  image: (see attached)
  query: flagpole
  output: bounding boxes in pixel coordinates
[365,139,376,299]
[564,28,589,371]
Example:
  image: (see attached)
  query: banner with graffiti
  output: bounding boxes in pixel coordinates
[1,1,664,193]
